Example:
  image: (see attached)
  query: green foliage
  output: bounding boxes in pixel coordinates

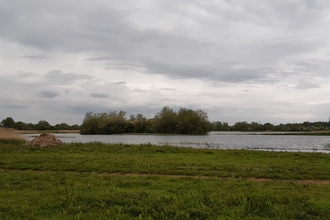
[81,106,210,135]
[80,111,134,134]
[176,108,209,134]
[209,121,330,132]
[1,117,15,128]
[211,121,230,131]
[151,106,178,134]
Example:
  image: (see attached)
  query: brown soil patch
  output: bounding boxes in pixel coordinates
[23,133,63,147]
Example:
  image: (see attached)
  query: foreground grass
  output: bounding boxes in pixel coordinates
[2,170,330,219]
[1,139,330,219]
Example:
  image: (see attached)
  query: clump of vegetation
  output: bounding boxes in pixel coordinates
[80,106,209,135]
[0,128,23,140]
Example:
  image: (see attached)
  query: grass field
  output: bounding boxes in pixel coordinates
[1,137,330,219]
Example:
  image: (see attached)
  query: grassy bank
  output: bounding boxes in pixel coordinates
[1,139,330,219]
[2,140,330,180]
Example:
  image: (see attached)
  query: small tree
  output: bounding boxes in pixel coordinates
[1,117,15,128]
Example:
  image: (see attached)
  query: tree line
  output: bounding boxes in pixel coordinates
[0,117,80,130]
[80,106,209,135]
[2,108,330,133]
[210,121,330,132]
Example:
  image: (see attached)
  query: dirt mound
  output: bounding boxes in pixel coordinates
[23,133,63,147]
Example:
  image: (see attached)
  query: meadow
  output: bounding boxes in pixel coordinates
[1,130,330,219]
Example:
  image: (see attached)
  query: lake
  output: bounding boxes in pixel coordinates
[24,132,330,153]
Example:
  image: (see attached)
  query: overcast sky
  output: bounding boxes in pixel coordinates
[1,0,330,125]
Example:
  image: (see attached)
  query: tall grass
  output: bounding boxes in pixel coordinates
[0,128,23,140]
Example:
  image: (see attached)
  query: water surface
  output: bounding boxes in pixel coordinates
[24,132,330,153]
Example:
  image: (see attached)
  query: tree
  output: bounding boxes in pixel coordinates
[132,113,148,133]
[176,108,209,134]
[80,111,99,134]
[212,121,230,131]
[80,110,133,134]
[262,123,274,131]
[35,120,52,130]
[54,123,70,130]
[1,117,15,128]
[15,121,29,130]
[151,106,178,133]
[232,121,249,131]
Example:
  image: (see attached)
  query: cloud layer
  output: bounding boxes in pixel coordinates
[1,0,330,125]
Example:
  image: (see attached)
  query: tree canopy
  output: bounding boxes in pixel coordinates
[80,106,209,135]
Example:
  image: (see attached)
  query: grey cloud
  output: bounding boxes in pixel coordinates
[0,0,329,125]
[291,60,317,70]
[143,60,212,79]
[215,0,329,29]
[159,88,176,91]
[2,98,28,109]
[86,56,113,61]
[45,70,92,82]
[22,54,46,59]
[66,103,110,115]
[295,81,320,90]
[142,59,273,83]
[0,1,135,52]
[131,88,145,93]
[38,90,59,98]
[217,68,268,83]
[104,61,145,71]
[1,0,325,85]
[246,39,321,64]
[4,104,27,109]
[90,92,110,99]
[17,72,40,77]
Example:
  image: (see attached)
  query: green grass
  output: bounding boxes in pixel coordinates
[1,140,330,180]
[1,139,330,219]
[1,170,330,219]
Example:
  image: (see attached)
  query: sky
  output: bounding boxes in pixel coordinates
[1,0,330,126]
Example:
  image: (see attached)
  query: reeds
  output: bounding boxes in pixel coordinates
[0,128,23,139]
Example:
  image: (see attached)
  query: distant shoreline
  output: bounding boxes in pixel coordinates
[18,130,80,134]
